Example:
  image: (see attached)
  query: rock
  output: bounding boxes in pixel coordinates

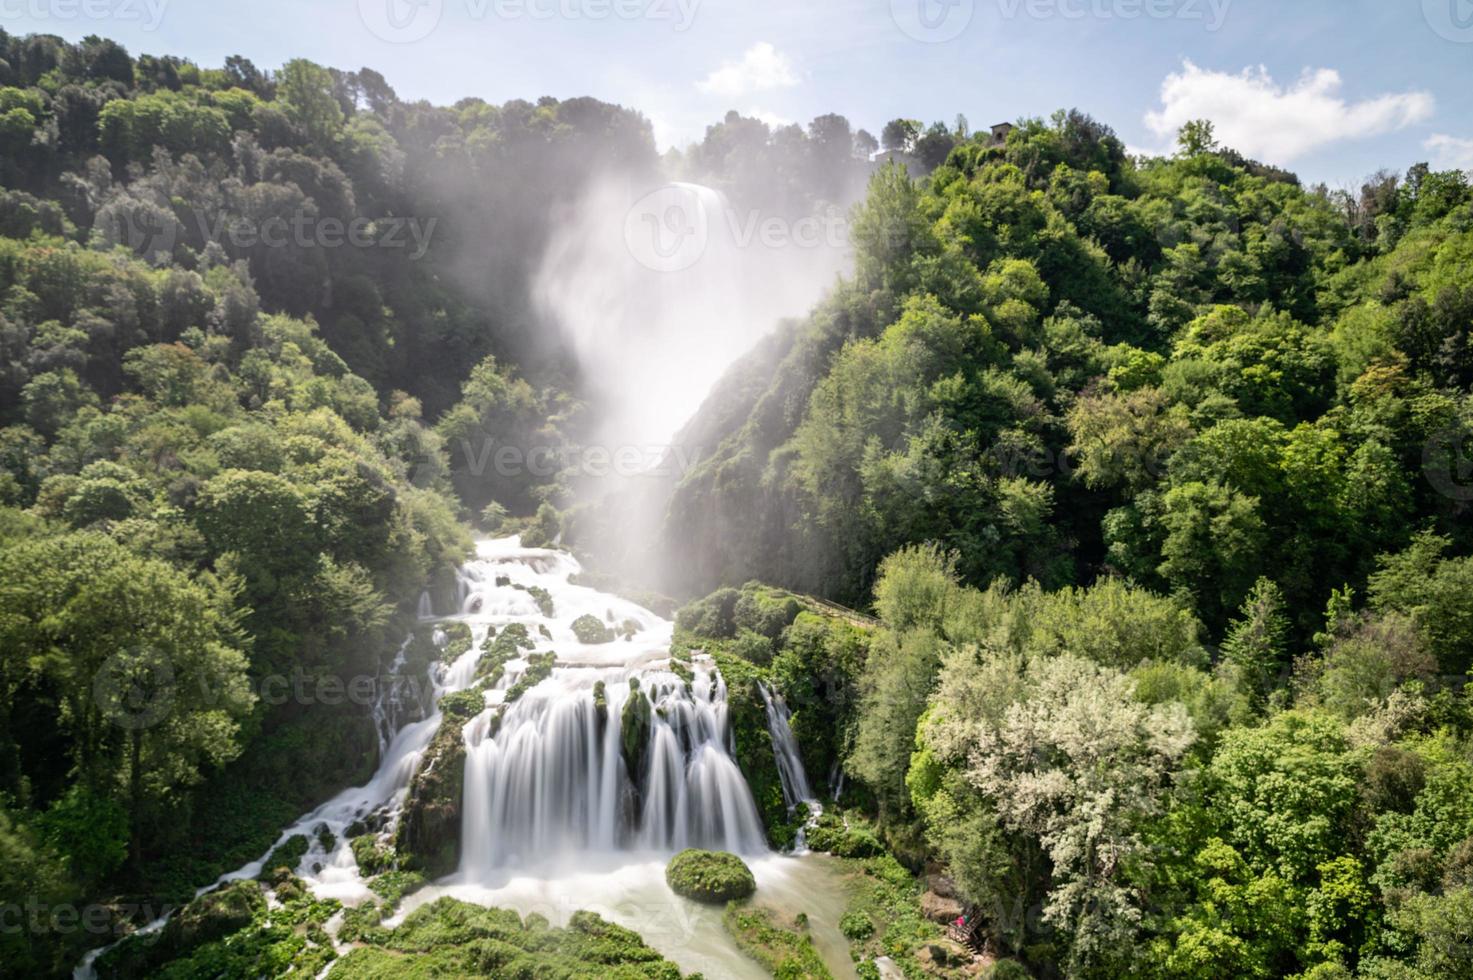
[920,889,965,924]
[395,716,466,878]
[664,849,757,903]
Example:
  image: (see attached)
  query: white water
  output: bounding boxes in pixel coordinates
[81,537,858,979]
[760,683,822,850]
[457,541,766,872]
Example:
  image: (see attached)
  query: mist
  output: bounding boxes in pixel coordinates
[534,176,854,455]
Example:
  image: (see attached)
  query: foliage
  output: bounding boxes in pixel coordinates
[664,848,757,903]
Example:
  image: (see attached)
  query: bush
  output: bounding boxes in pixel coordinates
[665,849,757,903]
[676,587,740,638]
[840,909,875,940]
[571,613,615,644]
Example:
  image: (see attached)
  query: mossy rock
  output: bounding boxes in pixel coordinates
[571,614,616,644]
[438,687,486,721]
[665,849,757,903]
[621,680,652,790]
[256,834,308,879]
[351,834,395,875]
[395,717,465,879]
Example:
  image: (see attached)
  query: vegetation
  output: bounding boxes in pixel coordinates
[2,24,1472,980]
[330,898,686,978]
[655,109,1473,979]
[664,848,757,904]
[722,902,833,978]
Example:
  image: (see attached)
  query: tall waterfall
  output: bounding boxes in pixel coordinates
[759,684,815,809]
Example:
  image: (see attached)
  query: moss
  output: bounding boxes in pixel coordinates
[722,902,833,978]
[572,613,616,644]
[351,834,395,876]
[439,621,473,661]
[329,898,684,979]
[503,650,556,702]
[257,834,309,879]
[669,658,694,684]
[835,846,947,977]
[621,679,652,790]
[368,870,427,909]
[98,880,271,979]
[394,715,466,879]
[593,680,608,719]
[806,812,885,858]
[526,584,555,617]
[314,822,336,854]
[437,687,486,721]
[665,849,757,903]
[840,908,875,940]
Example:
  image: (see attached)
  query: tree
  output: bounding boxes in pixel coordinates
[1221,577,1291,705]
[277,58,343,150]
[925,651,1195,974]
[1178,119,1219,156]
[881,118,921,154]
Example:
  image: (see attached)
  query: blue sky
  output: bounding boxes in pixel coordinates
[6,0,1472,187]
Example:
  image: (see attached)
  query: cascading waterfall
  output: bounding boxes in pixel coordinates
[79,536,829,979]
[759,684,815,808]
[456,540,767,878]
[759,683,822,849]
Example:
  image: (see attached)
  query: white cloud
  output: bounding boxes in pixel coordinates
[697,42,798,98]
[746,107,794,130]
[1144,61,1434,163]
[1426,134,1473,174]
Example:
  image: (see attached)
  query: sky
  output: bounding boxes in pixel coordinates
[4,0,1472,188]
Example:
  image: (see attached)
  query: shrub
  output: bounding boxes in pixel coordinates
[665,849,757,903]
[840,909,875,939]
[571,614,615,644]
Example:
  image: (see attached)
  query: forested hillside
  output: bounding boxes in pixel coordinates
[657,112,1473,637]
[660,114,1473,978]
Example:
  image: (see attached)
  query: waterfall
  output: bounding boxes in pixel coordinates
[758,683,822,850]
[457,542,767,877]
[758,684,815,809]
[77,537,778,977]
